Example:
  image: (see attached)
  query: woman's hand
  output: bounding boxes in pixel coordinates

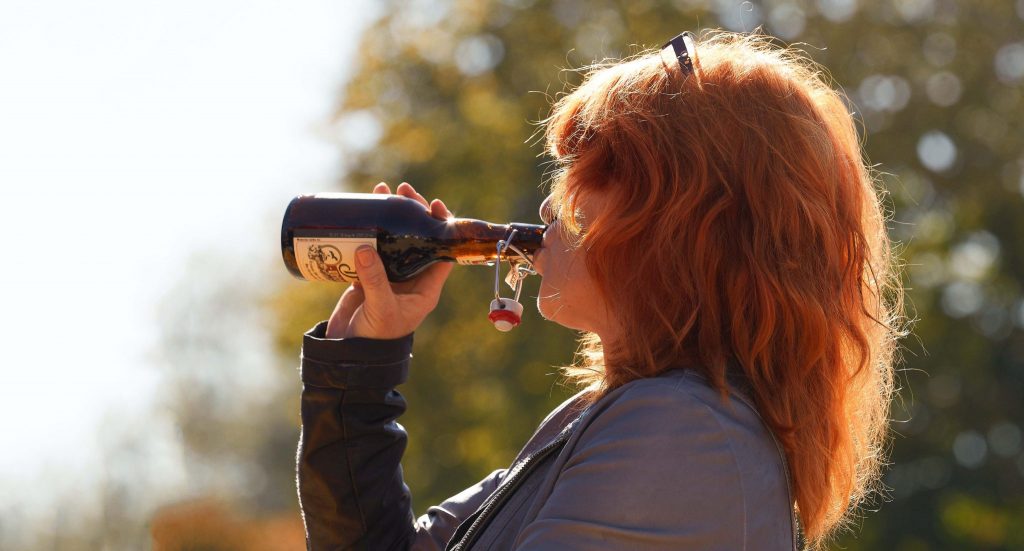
[325,182,454,340]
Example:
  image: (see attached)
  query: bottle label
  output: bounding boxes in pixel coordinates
[293,231,377,282]
[456,254,492,266]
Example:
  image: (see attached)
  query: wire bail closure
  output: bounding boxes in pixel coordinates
[489,228,537,331]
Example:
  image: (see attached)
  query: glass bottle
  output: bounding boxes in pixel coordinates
[281,192,545,283]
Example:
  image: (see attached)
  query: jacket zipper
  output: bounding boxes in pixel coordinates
[447,417,582,551]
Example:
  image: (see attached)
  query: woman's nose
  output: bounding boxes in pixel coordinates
[539,195,553,225]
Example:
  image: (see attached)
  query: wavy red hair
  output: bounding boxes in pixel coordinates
[541,30,905,548]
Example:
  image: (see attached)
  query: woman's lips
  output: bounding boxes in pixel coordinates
[532,248,544,275]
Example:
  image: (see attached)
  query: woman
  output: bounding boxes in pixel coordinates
[295,30,905,550]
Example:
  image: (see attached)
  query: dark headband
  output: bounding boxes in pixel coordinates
[662,32,697,76]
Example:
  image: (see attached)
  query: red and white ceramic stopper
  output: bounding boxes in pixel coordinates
[488,298,523,332]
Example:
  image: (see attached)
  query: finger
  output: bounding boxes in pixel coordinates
[397,182,429,209]
[397,182,428,208]
[373,182,391,194]
[410,260,454,301]
[353,245,396,307]
[327,285,365,338]
[430,198,452,220]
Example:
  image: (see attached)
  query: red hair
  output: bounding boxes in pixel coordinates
[542,30,905,548]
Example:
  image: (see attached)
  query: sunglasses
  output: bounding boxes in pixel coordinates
[662,31,697,77]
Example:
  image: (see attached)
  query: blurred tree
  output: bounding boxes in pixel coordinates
[151,498,304,551]
[149,0,1024,549]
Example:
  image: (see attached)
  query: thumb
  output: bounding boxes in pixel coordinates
[353,246,394,305]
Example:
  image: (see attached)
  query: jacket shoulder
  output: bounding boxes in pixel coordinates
[554,369,794,549]
[592,369,773,441]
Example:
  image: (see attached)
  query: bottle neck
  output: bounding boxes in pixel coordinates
[444,219,546,264]
[505,222,545,257]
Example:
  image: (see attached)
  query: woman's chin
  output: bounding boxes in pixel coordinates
[537,297,580,330]
[536,295,557,322]
[536,296,548,319]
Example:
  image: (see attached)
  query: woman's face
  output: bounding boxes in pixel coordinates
[533,192,616,339]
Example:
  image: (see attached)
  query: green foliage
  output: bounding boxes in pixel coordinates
[260,0,1024,548]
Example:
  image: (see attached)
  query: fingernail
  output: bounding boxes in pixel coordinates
[357,246,374,267]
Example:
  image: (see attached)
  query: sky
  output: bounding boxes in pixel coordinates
[0,0,377,517]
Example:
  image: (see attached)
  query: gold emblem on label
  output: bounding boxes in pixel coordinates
[308,244,357,282]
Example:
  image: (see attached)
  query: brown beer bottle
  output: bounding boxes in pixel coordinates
[281,193,545,283]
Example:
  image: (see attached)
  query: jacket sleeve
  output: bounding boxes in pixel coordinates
[297,321,504,551]
[511,382,749,551]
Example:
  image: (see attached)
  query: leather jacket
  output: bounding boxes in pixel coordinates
[297,321,798,550]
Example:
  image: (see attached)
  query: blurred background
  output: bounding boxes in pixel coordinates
[0,0,1021,549]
